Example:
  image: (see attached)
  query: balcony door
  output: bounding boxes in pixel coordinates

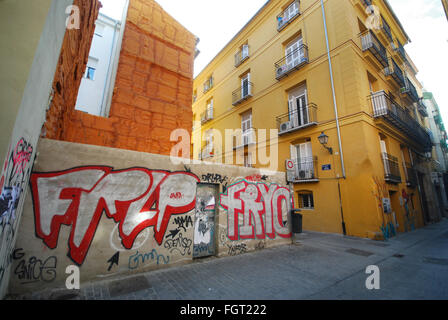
[285,36,304,70]
[291,141,314,179]
[241,110,253,146]
[241,73,251,99]
[288,85,308,128]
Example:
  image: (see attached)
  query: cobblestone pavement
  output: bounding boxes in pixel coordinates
[6,218,448,300]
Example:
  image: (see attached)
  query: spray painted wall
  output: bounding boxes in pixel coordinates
[8,139,292,295]
[0,0,74,298]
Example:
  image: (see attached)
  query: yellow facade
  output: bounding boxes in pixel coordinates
[192,0,434,239]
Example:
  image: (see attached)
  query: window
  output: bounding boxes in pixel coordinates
[193,90,197,103]
[86,67,96,80]
[298,191,314,209]
[241,73,251,98]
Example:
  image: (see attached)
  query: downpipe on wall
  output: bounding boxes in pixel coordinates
[321,0,347,235]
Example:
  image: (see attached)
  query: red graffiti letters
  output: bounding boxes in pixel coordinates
[220,181,291,241]
[30,167,199,265]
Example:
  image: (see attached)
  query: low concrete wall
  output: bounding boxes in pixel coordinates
[8,139,292,294]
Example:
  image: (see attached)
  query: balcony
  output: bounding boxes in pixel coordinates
[381,16,393,42]
[277,0,300,32]
[382,153,401,184]
[287,157,319,183]
[275,44,309,80]
[277,103,317,135]
[405,163,418,188]
[360,30,389,68]
[396,42,408,63]
[232,82,253,106]
[201,108,213,124]
[234,128,256,149]
[200,144,214,160]
[369,91,432,152]
[235,46,249,67]
[401,78,419,103]
[417,99,428,117]
[384,58,406,88]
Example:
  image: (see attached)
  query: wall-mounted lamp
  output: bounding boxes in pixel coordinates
[318,132,333,154]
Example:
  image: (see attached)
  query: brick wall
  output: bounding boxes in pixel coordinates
[44,0,101,140]
[44,0,196,156]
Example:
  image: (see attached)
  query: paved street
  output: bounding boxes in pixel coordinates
[7,218,448,300]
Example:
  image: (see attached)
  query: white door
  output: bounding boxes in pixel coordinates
[288,89,308,128]
[296,142,313,178]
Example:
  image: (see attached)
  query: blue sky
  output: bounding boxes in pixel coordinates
[100,0,448,126]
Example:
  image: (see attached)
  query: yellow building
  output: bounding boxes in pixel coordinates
[192,0,438,239]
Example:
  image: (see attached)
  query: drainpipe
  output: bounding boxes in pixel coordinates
[100,19,120,117]
[320,0,346,179]
[321,0,347,235]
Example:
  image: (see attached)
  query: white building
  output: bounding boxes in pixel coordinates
[423,91,448,216]
[75,13,122,116]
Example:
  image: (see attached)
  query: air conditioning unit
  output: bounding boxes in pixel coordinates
[276,65,286,78]
[298,169,313,180]
[279,121,291,133]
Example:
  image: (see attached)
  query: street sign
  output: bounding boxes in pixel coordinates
[322,164,331,171]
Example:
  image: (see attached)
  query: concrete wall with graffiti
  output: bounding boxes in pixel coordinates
[7,139,292,294]
[0,0,74,298]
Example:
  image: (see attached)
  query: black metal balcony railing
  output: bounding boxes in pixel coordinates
[417,99,428,117]
[277,0,300,31]
[277,103,317,135]
[381,16,393,42]
[384,58,405,88]
[369,91,433,152]
[290,157,319,182]
[397,42,407,62]
[405,163,418,188]
[401,78,419,103]
[382,153,401,184]
[360,30,389,68]
[235,46,249,67]
[275,44,309,80]
[232,82,253,106]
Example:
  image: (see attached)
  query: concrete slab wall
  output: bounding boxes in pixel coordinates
[8,139,292,295]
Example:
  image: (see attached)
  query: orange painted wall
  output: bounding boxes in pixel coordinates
[44,0,196,156]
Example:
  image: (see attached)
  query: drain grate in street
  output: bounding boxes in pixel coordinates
[368,242,390,248]
[393,253,405,258]
[423,257,448,266]
[345,248,373,257]
[108,275,151,297]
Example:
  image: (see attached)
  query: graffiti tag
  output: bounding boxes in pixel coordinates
[30,167,199,265]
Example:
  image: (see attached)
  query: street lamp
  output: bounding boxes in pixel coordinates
[318,132,333,154]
